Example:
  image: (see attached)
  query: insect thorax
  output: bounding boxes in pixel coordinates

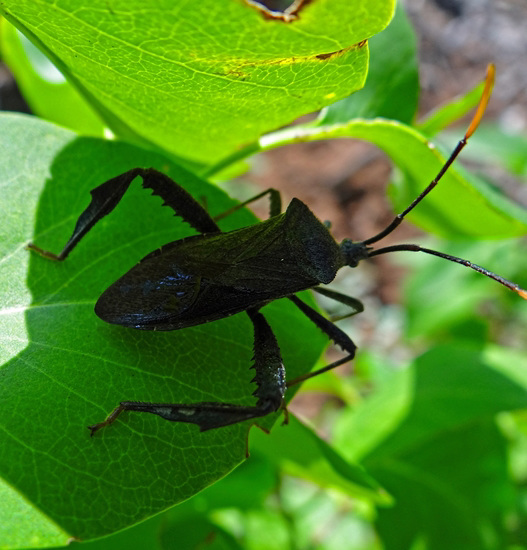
[282,199,343,285]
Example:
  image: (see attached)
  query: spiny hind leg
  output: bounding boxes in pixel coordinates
[88,308,286,434]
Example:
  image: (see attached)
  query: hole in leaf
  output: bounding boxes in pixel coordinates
[246,0,311,21]
[254,0,296,10]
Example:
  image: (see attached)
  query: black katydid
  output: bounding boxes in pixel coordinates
[28,64,527,435]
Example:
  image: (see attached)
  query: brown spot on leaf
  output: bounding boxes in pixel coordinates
[223,38,366,77]
[315,40,368,61]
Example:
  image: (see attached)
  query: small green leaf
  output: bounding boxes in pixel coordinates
[0,113,327,542]
[0,0,395,162]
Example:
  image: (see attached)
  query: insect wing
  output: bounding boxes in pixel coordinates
[94,251,201,329]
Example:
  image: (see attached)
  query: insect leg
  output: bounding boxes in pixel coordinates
[312,286,364,321]
[213,188,282,222]
[140,169,220,233]
[286,295,357,387]
[245,307,287,416]
[28,168,220,261]
[88,309,286,434]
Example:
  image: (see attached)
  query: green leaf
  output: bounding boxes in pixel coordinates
[0,0,395,163]
[318,2,419,125]
[59,455,275,550]
[0,20,105,137]
[159,515,242,550]
[66,515,165,550]
[0,479,70,549]
[0,113,327,543]
[0,20,106,136]
[374,421,512,550]
[250,414,387,502]
[334,343,527,549]
[256,119,527,238]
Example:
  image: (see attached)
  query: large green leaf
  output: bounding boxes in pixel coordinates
[59,455,275,550]
[0,113,328,544]
[0,0,395,163]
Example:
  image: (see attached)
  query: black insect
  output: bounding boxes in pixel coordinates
[28,65,525,435]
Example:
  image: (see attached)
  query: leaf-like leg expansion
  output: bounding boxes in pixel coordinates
[286,295,357,387]
[28,168,220,261]
[312,286,364,321]
[88,309,286,434]
[213,188,282,222]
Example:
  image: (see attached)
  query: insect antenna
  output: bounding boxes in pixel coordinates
[360,64,526,300]
[368,244,527,299]
[362,64,495,247]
